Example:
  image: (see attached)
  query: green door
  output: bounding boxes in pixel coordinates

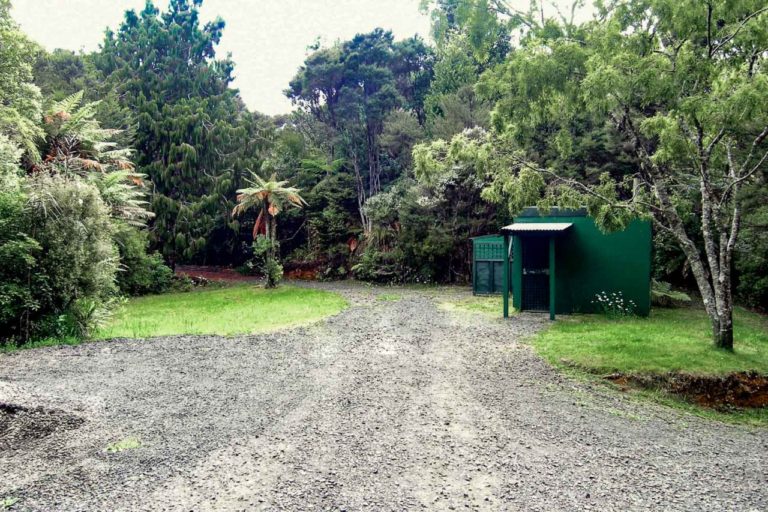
[492,261,504,293]
[475,261,492,294]
[522,237,550,311]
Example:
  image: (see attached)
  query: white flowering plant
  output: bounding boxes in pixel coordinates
[591,291,637,319]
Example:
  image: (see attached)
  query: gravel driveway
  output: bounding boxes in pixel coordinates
[1,283,766,511]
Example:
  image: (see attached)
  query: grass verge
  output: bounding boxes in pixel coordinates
[439,295,510,316]
[531,306,768,425]
[377,293,403,302]
[532,307,768,375]
[106,437,141,453]
[96,284,347,339]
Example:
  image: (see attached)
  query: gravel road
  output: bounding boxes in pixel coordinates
[1,283,766,511]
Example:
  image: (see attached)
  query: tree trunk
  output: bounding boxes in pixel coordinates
[263,207,278,289]
[714,309,734,350]
[351,156,371,235]
[622,115,734,349]
[270,215,277,259]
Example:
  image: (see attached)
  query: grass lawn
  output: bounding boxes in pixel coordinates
[439,295,509,316]
[377,293,403,302]
[532,307,768,375]
[96,284,347,339]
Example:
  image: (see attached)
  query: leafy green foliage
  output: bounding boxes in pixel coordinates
[250,235,284,288]
[532,307,768,376]
[33,48,90,101]
[232,171,307,287]
[3,175,118,340]
[651,280,692,308]
[591,291,638,319]
[735,184,768,310]
[2,0,767,337]
[418,0,768,347]
[114,227,173,296]
[0,0,43,159]
[93,0,265,265]
[0,134,23,189]
[106,437,141,453]
[0,189,40,338]
[287,29,433,231]
[97,285,347,339]
[0,3,167,345]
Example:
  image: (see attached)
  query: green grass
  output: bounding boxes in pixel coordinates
[96,284,347,339]
[377,293,402,302]
[105,437,141,453]
[1,497,18,510]
[0,335,82,354]
[532,307,768,376]
[439,295,511,316]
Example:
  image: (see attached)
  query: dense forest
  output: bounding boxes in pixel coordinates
[1,0,766,348]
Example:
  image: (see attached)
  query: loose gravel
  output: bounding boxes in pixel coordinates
[0,283,766,511]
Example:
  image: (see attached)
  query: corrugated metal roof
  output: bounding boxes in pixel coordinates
[501,222,573,233]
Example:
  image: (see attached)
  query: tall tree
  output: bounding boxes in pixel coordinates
[232,172,306,287]
[473,0,768,350]
[93,0,263,265]
[287,29,433,233]
[0,0,43,161]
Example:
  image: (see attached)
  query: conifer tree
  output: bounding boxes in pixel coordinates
[93,0,263,265]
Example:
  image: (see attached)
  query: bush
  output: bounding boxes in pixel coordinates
[27,175,118,305]
[651,279,692,308]
[59,296,123,338]
[251,235,283,288]
[114,226,173,296]
[0,134,23,190]
[0,188,41,340]
[351,247,401,283]
[735,188,768,311]
[4,175,120,343]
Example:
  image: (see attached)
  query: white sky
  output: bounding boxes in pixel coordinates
[11,0,432,115]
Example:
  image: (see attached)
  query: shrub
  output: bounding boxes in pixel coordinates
[0,134,23,190]
[0,188,41,340]
[251,235,283,288]
[113,226,173,296]
[59,296,123,338]
[169,274,195,292]
[14,175,119,342]
[26,175,118,305]
[735,189,768,311]
[351,247,401,283]
[651,279,692,308]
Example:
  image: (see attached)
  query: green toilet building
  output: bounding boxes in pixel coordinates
[471,235,506,295]
[500,208,651,320]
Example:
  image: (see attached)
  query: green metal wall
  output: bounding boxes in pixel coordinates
[511,209,652,316]
[472,235,505,295]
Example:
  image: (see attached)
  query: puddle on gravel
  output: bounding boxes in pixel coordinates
[0,402,84,450]
[605,371,768,409]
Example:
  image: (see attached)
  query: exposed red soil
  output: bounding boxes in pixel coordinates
[175,265,261,283]
[605,371,768,409]
[176,263,325,283]
[285,269,319,280]
[283,260,324,280]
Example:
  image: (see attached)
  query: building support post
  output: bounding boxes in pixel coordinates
[503,233,510,318]
[549,236,556,321]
